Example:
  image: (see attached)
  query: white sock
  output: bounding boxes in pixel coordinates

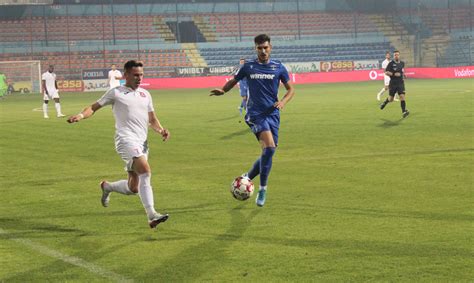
[259,186,267,191]
[55,102,62,115]
[377,88,386,95]
[43,103,48,116]
[138,172,157,219]
[105,180,134,195]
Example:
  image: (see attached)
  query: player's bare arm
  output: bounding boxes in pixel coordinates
[67,102,102,123]
[149,111,170,141]
[210,78,239,96]
[274,81,295,110]
[42,80,48,94]
[385,71,393,76]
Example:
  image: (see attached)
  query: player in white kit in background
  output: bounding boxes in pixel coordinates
[67,60,171,229]
[41,65,65,118]
[108,64,122,89]
[377,52,399,101]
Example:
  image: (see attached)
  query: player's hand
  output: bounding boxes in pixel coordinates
[394,72,401,77]
[210,89,225,96]
[385,71,393,76]
[159,128,170,141]
[67,115,82,123]
[274,101,286,110]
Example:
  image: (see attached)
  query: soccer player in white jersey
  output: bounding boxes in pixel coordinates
[41,65,65,118]
[67,60,170,229]
[108,64,122,89]
[377,52,399,101]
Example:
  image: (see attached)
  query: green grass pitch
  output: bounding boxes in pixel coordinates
[0,79,472,281]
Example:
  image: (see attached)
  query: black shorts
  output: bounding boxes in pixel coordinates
[389,82,405,96]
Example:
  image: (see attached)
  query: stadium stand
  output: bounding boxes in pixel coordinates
[417,8,472,35]
[199,42,392,67]
[0,4,471,79]
[0,15,165,42]
[196,12,379,41]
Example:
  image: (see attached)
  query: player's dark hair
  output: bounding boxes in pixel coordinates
[254,34,271,45]
[385,51,391,55]
[394,50,400,53]
[124,60,143,72]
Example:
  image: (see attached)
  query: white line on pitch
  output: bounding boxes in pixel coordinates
[0,228,133,282]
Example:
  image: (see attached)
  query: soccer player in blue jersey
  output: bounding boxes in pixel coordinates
[237,58,249,115]
[210,34,295,207]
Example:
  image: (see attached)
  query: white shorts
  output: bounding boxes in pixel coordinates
[43,89,59,100]
[384,75,391,86]
[115,140,149,172]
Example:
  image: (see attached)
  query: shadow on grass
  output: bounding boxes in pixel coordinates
[220,128,250,140]
[378,112,414,128]
[378,118,404,128]
[145,204,261,280]
[208,115,240,123]
[0,217,86,239]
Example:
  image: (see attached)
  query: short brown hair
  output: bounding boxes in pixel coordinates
[254,34,271,45]
[124,60,143,72]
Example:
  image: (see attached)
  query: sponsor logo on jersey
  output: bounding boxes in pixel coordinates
[250,73,275,80]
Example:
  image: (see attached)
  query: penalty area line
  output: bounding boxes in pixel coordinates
[0,228,133,283]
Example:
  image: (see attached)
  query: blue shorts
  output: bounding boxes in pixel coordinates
[240,90,248,97]
[245,114,280,145]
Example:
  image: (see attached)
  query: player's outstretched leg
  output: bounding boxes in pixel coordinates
[100,180,135,207]
[148,213,169,229]
[380,98,390,110]
[244,158,261,180]
[377,88,386,101]
[401,99,409,118]
[256,147,275,207]
[137,172,169,229]
[100,181,111,207]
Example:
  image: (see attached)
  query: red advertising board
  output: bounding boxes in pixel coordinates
[140,66,474,90]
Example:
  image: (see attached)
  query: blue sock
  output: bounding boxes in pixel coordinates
[247,158,260,180]
[260,147,276,187]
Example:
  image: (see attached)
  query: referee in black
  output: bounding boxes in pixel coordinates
[380,50,410,118]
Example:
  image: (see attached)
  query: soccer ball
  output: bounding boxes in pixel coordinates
[230,176,254,201]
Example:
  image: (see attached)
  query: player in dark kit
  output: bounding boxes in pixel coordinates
[380,50,410,118]
[210,34,295,207]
